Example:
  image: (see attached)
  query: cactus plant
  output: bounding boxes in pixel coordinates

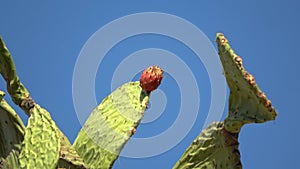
[172,33,277,168]
[0,33,277,169]
[0,35,163,169]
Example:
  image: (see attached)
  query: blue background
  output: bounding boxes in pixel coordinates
[0,1,299,169]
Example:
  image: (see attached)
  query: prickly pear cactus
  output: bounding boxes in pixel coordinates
[18,104,60,169]
[216,33,277,133]
[0,33,278,169]
[73,82,149,169]
[173,122,241,169]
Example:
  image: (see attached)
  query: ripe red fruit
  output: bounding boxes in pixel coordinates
[140,65,164,93]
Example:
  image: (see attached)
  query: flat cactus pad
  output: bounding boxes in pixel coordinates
[73,81,149,169]
[19,105,60,169]
[216,33,277,133]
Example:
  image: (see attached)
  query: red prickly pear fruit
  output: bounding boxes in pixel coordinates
[140,65,164,93]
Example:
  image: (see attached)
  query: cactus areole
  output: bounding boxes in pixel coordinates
[140,65,164,93]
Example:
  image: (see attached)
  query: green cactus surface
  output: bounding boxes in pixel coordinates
[0,91,25,169]
[18,105,60,169]
[73,82,149,169]
[216,33,277,133]
[173,122,241,169]
[0,91,25,159]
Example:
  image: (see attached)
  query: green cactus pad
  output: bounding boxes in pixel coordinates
[18,105,60,169]
[216,33,277,133]
[73,82,149,169]
[0,91,25,159]
[173,122,241,169]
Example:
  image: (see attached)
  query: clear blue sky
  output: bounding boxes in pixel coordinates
[0,1,299,169]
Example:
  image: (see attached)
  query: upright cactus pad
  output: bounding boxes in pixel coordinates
[173,122,241,169]
[18,105,60,169]
[73,82,150,169]
[216,33,277,133]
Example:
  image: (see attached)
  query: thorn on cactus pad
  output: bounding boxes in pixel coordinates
[130,127,136,135]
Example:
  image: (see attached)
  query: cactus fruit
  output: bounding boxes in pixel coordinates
[216,33,278,133]
[73,81,154,169]
[140,65,164,93]
[173,122,241,169]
